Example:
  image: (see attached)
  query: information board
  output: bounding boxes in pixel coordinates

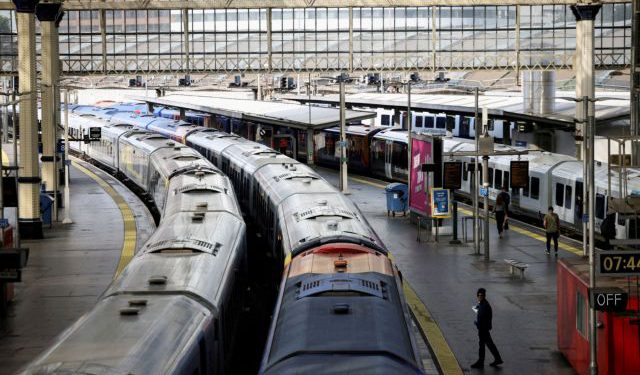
[596,251,640,277]
[89,127,102,140]
[510,160,529,189]
[443,161,462,190]
[431,188,451,218]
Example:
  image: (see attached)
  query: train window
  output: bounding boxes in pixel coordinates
[565,186,572,209]
[555,183,564,207]
[463,163,468,181]
[425,116,434,129]
[488,168,494,188]
[381,114,390,126]
[415,116,423,128]
[596,194,605,219]
[503,171,510,190]
[494,170,502,190]
[436,116,446,129]
[392,142,408,169]
[576,292,587,337]
[530,177,540,200]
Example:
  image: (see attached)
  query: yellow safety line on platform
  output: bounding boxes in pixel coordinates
[404,282,464,375]
[71,160,137,278]
[457,207,582,255]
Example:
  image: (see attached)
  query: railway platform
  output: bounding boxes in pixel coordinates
[316,167,581,375]
[0,158,155,375]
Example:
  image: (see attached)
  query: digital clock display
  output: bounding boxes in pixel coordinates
[597,251,640,276]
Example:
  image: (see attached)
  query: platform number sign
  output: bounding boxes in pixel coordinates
[597,251,640,276]
[510,161,529,189]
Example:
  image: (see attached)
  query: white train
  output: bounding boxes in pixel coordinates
[20,110,247,374]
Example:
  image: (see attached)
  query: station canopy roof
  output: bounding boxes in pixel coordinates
[132,94,376,130]
[284,91,630,128]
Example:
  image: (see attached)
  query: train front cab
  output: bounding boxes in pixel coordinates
[557,258,640,375]
[260,243,423,375]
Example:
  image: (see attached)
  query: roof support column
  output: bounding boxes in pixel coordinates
[515,5,521,86]
[99,9,107,74]
[267,8,272,73]
[431,6,437,73]
[36,1,62,214]
[348,7,353,73]
[183,8,190,75]
[631,0,640,165]
[572,3,601,160]
[13,0,42,239]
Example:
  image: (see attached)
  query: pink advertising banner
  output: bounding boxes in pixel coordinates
[409,136,433,217]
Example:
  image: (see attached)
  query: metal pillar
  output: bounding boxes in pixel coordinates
[36,1,62,223]
[482,155,490,260]
[515,5,521,86]
[632,0,640,165]
[431,6,437,73]
[571,5,602,374]
[99,9,107,74]
[473,88,481,255]
[267,8,272,72]
[407,82,412,208]
[348,7,353,72]
[13,0,43,239]
[588,112,598,375]
[339,77,348,194]
[182,9,190,74]
[306,128,314,165]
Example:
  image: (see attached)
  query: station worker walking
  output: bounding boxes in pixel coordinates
[543,206,560,256]
[471,288,503,369]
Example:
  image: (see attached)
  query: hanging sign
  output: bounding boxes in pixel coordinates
[443,161,462,190]
[510,160,529,189]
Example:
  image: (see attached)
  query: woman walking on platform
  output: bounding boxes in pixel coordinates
[494,194,507,239]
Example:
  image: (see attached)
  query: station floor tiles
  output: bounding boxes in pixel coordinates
[315,167,578,375]
[0,159,155,374]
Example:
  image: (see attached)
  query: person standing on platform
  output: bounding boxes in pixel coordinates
[543,206,560,256]
[498,186,511,230]
[493,194,507,239]
[471,288,503,369]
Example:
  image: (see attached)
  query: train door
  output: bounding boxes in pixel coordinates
[574,181,583,226]
[459,116,470,138]
[370,138,386,179]
[553,180,573,224]
[384,140,393,179]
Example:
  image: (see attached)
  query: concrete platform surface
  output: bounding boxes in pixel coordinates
[0,159,154,375]
[315,167,578,375]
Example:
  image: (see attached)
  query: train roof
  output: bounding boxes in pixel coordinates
[373,128,408,142]
[20,294,211,375]
[261,272,419,374]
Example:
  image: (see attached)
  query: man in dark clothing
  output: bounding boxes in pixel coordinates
[498,186,511,230]
[471,288,503,369]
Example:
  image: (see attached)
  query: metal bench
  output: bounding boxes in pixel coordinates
[504,259,528,279]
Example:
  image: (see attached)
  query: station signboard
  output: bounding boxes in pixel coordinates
[442,161,462,190]
[510,160,529,189]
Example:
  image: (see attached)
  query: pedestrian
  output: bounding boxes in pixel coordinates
[498,186,511,230]
[494,194,507,239]
[471,288,503,369]
[543,206,560,256]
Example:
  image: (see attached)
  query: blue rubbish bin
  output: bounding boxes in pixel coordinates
[40,193,54,227]
[385,183,408,216]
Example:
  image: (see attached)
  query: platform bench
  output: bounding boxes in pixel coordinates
[504,259,528,279]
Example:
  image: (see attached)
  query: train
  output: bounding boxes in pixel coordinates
[55,105,426,374]
[20,112,248,374]
[70,101,640,240]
